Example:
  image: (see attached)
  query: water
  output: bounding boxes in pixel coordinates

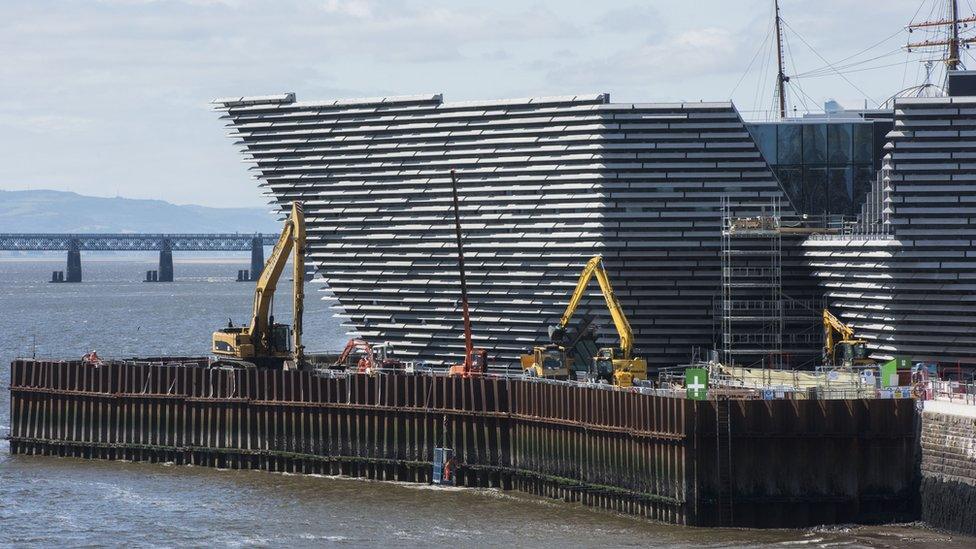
[0,259,972,547]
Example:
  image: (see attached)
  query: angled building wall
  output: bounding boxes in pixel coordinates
[214,93,816,369]
[805,94,976,364]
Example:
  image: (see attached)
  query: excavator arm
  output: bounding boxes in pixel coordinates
[822,308,854,358]
[213,201,305,368]
[247,202,305,357]
[292,203,306,364]
[556,256,635,359]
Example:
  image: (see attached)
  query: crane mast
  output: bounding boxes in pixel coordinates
[450,169,474,368]
[446,169,488,376]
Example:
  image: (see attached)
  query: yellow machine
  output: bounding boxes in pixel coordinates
[822,308,870,367]
[520,344,572,379]
[537,255,647,387]
[212,202,306,369]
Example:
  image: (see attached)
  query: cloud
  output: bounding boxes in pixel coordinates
[321,0,373,18]
[0,113,95,135]
[546,26,746,88]
[594,4,662,34]
[0,0,935,206]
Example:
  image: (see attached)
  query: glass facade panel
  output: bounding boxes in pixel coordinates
[746,119,884,217]
[827,167,853,215]
[803,124,827,163]
[775,167,804,210]
[748,124,777,164]
[853,165,875,209]
[827,124,852,164]
[803,167,828,215]
[853,123,874,163]
[777,124,802,164]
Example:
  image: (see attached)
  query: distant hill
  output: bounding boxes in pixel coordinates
[0,190,282,233]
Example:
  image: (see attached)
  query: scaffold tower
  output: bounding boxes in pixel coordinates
[720,197,784,368]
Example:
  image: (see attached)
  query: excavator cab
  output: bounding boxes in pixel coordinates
[836,339,868,365]
[593,347,615,384]
[822,309,872,367]
[593,347,647,387]
[270,323,291,353]
[521,344,570,379]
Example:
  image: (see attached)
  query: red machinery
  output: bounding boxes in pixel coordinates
[333,338,401,373]
[445,169,488,377]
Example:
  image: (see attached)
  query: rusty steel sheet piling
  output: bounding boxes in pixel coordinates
[7,359,918,528]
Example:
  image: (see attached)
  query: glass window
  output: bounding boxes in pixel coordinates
[827,167,853,215]
[803,167,828,215]
[775,167,804,211]
[853,165,875,211]
[777,124,802,164]
[748,124,778,165]
[853,123,873,163]
[803,124,827,164]
[827,124,852,164]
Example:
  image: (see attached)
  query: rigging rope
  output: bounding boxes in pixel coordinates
[781,17,878,105]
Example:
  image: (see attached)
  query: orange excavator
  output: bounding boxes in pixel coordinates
[333,338,402,373]
[445,169,488,377]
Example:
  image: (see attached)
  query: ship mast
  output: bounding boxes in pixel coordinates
[774,0,789,119]
[950,0,961,70]
[906,0,976,72]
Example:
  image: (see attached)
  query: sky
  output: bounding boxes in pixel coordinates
[0,0,957,207]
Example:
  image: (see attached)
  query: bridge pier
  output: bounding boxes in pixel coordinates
[65,239,82,283]
[250,237,265,281]
[158,239,174,282]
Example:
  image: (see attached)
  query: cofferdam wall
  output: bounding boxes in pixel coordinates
[920,401,976,535]
[8,359,917,528]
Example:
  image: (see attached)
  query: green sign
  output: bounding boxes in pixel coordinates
[880,360,899,388]
[686,368,708,400]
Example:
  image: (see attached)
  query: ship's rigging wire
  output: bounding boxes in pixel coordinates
[799,60,917,78]
[752,12,776,119]
[734,1,966,119]
[791,28,906,79]
[780,17,878,105]
[794,47,905,78]
[730,24,774,99]
[784,29,813,114]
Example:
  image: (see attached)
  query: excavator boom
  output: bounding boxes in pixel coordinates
[558,256,635,358]
[822,308,868,366]
[539,255,646,386]
[212,201,306,368]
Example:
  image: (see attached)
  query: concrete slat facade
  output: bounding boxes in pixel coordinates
[214,93,809,369]
[805,95,976,363]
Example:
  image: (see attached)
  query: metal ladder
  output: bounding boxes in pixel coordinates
[715,398,734,526]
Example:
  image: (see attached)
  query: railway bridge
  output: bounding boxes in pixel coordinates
[0,233,277,282]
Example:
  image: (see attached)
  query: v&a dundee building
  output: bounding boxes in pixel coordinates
[213,73,976,370]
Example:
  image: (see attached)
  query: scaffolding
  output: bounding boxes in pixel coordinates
[720,197,784,368]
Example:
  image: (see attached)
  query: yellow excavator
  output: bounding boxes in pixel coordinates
[822,308,870,367]
[520,344,572,380]
[212,201,306,369]
[529,255,647,386]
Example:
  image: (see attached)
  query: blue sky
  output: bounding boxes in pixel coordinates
[0,0,948,207]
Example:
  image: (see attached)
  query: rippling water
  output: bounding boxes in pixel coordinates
[1,259,973,547]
